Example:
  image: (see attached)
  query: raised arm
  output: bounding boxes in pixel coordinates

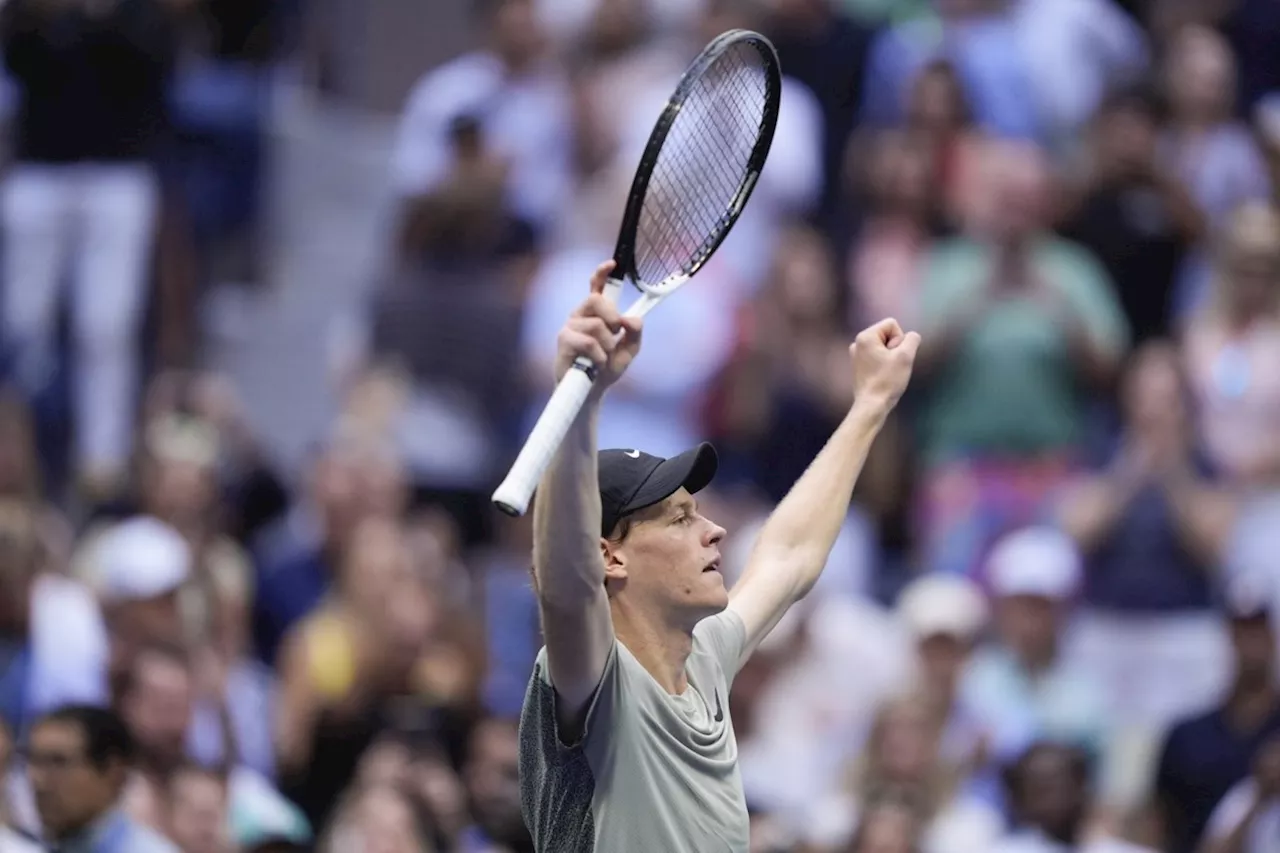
[728,318,919,662]
[532,261,643,738]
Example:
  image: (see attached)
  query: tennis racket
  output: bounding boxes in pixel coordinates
[492,28,781,517]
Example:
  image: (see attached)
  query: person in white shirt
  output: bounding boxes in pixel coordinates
[964,527,1108,771]
[1201,734,1280,853]
[391,0,573,238]
[1010,0,1150,148]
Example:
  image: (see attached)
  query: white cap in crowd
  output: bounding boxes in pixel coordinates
[95,515,192,602]
[985,526,1083,601]
[897,574,989,642]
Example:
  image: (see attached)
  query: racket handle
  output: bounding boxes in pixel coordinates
[492,362,597,517]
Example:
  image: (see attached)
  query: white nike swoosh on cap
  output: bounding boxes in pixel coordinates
[625,449,640,458]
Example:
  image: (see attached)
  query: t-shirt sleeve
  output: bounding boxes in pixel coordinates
[692,610,748,690]
[523,641,626,753]
[518,643,627,852]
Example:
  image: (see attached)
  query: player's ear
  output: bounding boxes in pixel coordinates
[601,537,628,583]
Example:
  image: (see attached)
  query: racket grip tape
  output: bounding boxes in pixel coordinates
[491,360,597,517]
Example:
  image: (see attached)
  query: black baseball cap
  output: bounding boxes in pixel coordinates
[598,443,718,537]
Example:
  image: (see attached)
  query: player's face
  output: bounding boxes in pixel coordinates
[605,488,728,621]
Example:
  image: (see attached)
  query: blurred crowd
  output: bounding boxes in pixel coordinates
[1,0,1280,851]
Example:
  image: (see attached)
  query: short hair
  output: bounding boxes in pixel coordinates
[36,705,135,770]
[1002,741,1091,804]
[605,514,636,544]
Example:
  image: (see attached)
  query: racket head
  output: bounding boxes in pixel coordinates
[610,29,782,296]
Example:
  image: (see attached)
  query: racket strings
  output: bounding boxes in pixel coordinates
[640,60,762,274]
[633,42,769,286]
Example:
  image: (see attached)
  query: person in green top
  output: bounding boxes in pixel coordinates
[913,140,1130,576]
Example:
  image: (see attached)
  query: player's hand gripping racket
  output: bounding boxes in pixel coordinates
[492,28,782,517]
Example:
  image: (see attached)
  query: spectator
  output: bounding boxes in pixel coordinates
[390,0,572,242]
[1009,0,1150,152]
[1154,573,1280,853]
[252,432,407,666]
[895,574,992,767]
[761,0,874,233]
[811,691,1004,852]
[392,113,536,273]
[1056,342,1234,809]
[26,704,178,851]
[457,718,531,853]
[274,516,437,829]
[913,139,1130,578]
[1059,86,1205,344]
[1180,201,1280,490]
[75,412,254,670]
[139,371,290,548]
[364,220,532,537]
[844,786,928,853]
[860,0,1043,142]
[77,516,191,696]
[847,129,949,334]
[0,498,110,838]
[898,59,987,231]
[0,498,110,737]
[711,225,856,500]
[963,527,1108,771]
[0,0,179,502]
[994,741,1154,852]
[117,642,300,837]
[166,0,281,292]
[318,783,435,853]
[1159,24,1271,230]
[118,644,194,830]
[164,763,233,853]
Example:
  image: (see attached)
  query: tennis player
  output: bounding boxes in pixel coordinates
[518,259,920,852]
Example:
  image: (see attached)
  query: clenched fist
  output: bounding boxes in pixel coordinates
[554,260,644,393]
[849,318,920,415]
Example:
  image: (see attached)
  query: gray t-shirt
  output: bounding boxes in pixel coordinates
[518,609,749,852]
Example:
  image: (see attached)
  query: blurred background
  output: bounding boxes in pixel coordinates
[0,0,1279,851]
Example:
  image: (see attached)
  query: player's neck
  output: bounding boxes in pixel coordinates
[612,605,694,695]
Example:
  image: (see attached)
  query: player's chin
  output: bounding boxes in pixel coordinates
[699,569,730,608]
